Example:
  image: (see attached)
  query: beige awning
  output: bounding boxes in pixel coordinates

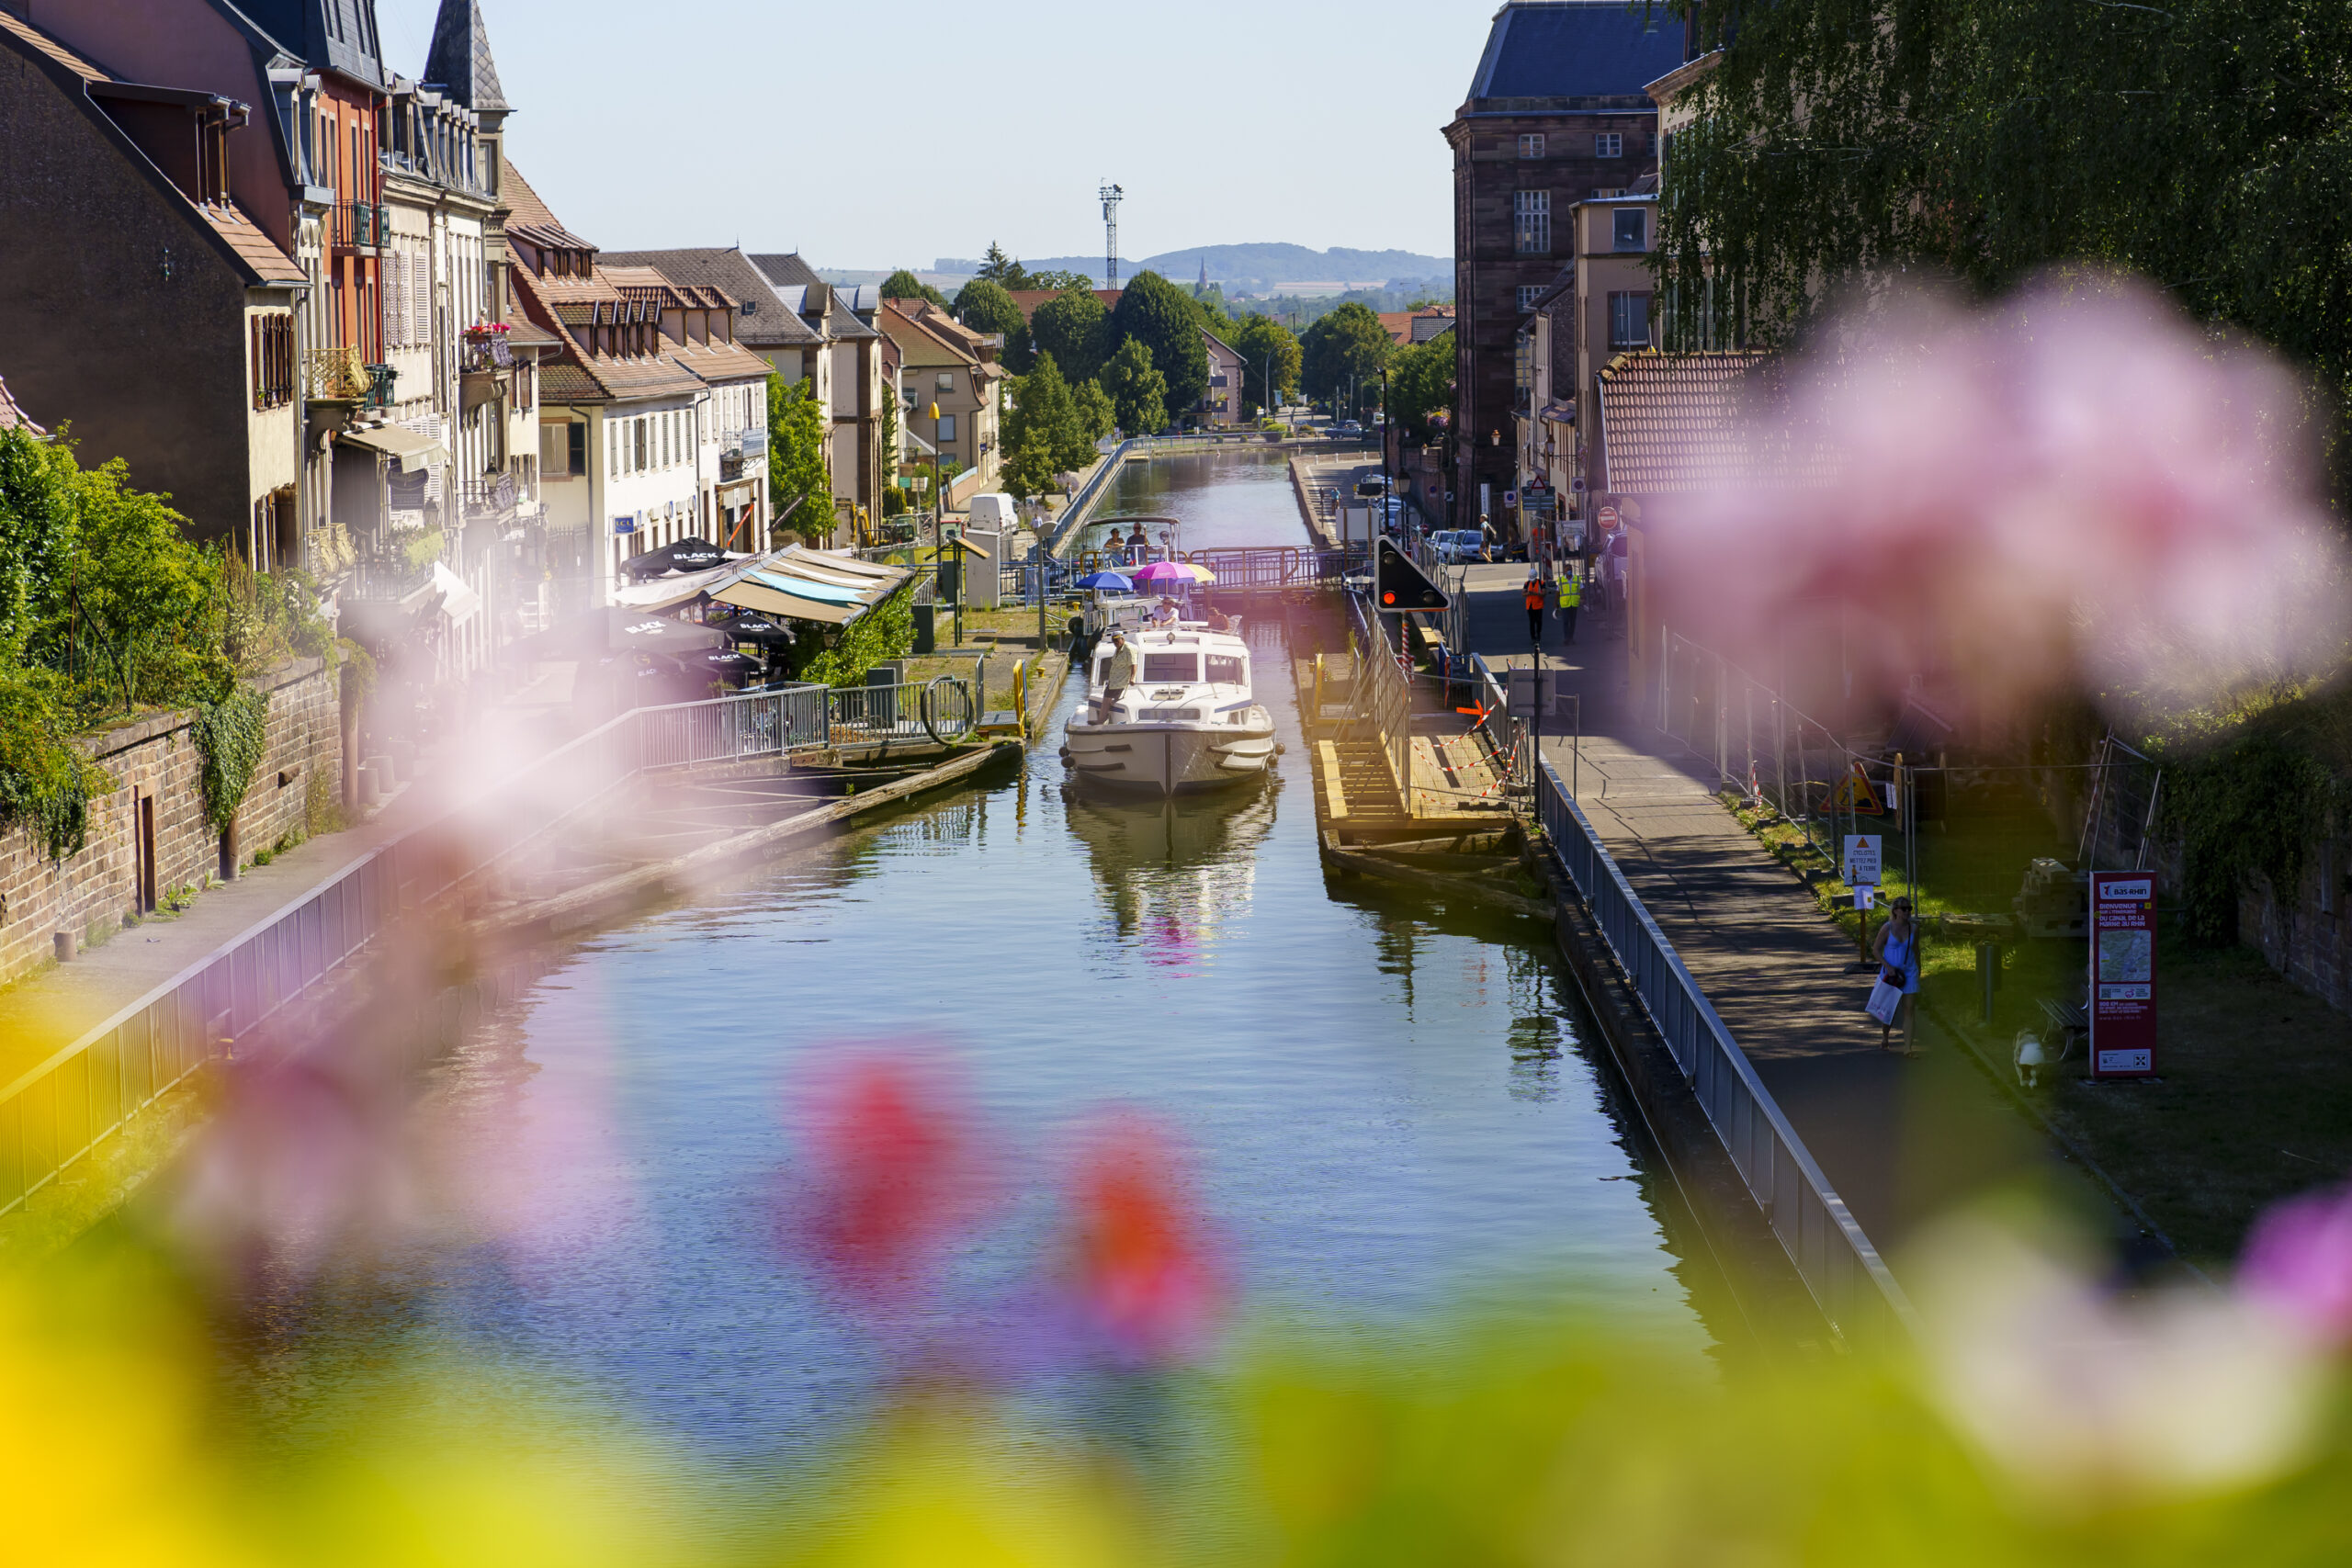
[716,479,757,506]
[340,423,448,474]
[711,578,862,625]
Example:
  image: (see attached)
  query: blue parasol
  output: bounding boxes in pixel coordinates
[1076,570,1134,592]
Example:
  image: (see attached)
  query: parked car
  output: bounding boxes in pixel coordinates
[1333,421,1363,438]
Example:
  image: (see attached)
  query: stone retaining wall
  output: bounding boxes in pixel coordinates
[0,660,341,985]
[2241,846,2352,1016]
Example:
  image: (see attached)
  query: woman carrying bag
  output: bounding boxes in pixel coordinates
[1867,896,1923,1054]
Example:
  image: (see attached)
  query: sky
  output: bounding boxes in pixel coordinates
[374,0,1490,270]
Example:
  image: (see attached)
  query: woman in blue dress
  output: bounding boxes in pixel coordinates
[1870,895,1923,1053]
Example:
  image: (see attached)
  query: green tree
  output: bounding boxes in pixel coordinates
[975,243,1033,290]
[1073,378,1116,444]
[1301,301,1393,419]
[879,269,947,307]
[1031,283,1112,387]
[1662,0,2352,480]
[1000,353,1093,499]
[1229,314,1303,416]
[1099,337,1170,437]
[68,458,225,712]
[1107,272,1210,422]
[953,277,1033,372]
[1028,268,1095,291]
[765,375,832,542]
[1387,333,1456,444]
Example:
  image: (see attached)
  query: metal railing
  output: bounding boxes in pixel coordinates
[0,682,852,1224]
[1534,759,1920,1345]
[302,344,372,403]
[331,200,385,251]
[1346,591,1412,798]
[1045,439,1139,555]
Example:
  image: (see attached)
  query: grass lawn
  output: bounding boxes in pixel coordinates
[1722,788,2352,1270]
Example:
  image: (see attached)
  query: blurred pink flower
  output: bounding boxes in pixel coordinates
[1668,277,2346,721]
[2240,1183,2352,1347]
[783,1051,989,1310]
[172,1055,421,1286]
[1066,1112,1220,1366]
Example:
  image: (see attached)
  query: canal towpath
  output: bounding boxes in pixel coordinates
[1446,565,2109,1270]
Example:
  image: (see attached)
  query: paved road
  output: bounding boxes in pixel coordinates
[1452,564,2098,1268]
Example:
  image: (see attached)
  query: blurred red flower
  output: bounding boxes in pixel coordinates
[1068,1112,1220,1365]
[787,1053,986,1309]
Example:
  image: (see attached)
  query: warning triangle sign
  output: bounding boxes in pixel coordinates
[1374,539,1449,611]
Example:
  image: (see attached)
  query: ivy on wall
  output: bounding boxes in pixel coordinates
[191,685,270,835]
[2160,727,2352,944]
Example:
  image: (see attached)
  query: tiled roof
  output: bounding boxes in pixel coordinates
[1005,288,1122,323]
[672,336,772,386]
[198,199,304,283]
[749,252,820,288]
[1463,2,1690,106]
[0,375,44,435]
[1594,350,1777,496]
[605,248,820,346]
[0,9,106,80]
[499,163,566,232]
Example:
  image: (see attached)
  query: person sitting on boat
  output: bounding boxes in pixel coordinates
[1151,596,1182,628]
[1096,630,1134,723]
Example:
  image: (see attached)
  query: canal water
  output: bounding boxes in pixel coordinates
[227,449,1713,1484]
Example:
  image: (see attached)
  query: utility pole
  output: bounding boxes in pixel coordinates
[1100,182,1124,289]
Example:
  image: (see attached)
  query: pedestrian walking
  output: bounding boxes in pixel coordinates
[1481,515,1499,561]
[1522,570,1545,645]
[1555,567,1582,645]
[1870,896,1923,1053]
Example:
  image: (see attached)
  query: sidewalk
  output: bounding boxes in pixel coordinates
[1452,567,2109,1265]
[0,703,528,1091]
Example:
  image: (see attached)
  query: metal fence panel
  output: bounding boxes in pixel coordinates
[1536,756,1918,1346]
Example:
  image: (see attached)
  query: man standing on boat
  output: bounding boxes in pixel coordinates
[1097,630,1135,723]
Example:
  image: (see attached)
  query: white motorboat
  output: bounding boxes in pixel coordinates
[1065,620,1278,795]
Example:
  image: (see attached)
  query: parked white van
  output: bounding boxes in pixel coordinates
[967,493,1018,534]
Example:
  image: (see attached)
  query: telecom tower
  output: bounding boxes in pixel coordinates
[1099,182,1124,288]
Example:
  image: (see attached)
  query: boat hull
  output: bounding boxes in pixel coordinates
[1065,721,1276,795]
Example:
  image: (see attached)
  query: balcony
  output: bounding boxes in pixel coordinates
[736,427,767,458]
[460,328,514,372]
[303,344,372,403]
[459,472,518,520]
[330,201,386,253]
[365,363,397,410]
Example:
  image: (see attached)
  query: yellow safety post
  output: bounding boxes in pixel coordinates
[1313,652,1326,719]
[1013,660,1027,730]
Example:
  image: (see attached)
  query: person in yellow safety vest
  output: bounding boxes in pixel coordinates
[1556,569,1583,645]
[1523,570,1546,645]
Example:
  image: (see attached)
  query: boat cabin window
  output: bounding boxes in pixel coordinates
[1205,655,1245,685]
[1141,653,1198,682]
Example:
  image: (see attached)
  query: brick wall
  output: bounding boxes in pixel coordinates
[0,660,341,984]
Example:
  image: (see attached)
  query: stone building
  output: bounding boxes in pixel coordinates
[1443,0,1687,536]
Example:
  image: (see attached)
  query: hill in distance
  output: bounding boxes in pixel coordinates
[921,243,1451,290]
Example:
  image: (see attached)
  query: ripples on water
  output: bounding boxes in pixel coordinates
[227,452,1713,1492]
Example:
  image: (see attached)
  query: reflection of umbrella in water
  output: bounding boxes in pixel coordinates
[1077,570,1134,592]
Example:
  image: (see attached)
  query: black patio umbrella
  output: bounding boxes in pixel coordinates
[691,648,763,679]
[512,606,730,662]
[707,611,796,647]
[620,536,730,579]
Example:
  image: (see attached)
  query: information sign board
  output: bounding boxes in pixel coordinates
[2090,872,2158,1077]
[1842,833,1882,887]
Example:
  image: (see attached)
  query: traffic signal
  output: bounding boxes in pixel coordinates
[1374,538,1449,611]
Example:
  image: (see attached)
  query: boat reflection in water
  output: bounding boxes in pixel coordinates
[1062,773,1282,962]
